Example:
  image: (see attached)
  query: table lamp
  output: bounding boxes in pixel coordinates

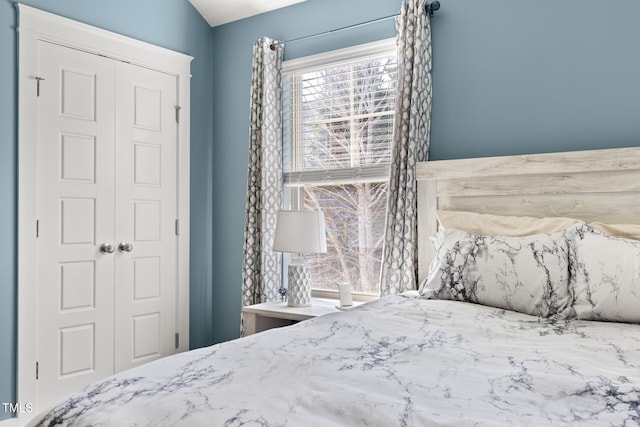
[273,210,327,307]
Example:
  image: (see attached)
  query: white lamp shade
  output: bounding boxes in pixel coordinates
[273,210,327,254]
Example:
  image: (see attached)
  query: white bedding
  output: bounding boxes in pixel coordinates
[34,296,640,426]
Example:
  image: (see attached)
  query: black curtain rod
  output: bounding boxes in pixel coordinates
[269,1,440,50]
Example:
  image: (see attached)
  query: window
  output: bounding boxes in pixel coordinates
[282,39,397,296]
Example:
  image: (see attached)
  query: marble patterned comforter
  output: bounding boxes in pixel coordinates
[34,296,640,426]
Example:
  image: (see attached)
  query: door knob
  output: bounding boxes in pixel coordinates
[118,242,133,253]
[100,243,115,254]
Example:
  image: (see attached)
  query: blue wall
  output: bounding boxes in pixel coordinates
[209,0,640,343]
[428,0,640,160]
[0,0,213,420]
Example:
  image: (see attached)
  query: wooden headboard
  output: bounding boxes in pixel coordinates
[416,147,640,283]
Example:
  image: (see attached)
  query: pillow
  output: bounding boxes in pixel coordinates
[566,224,640,323]
[419,229,572,318]
[435,210,582,237]
[589,222,640,241]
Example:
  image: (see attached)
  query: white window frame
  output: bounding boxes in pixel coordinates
[282,38,396,301]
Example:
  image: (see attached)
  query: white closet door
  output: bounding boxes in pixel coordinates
[35,42,178,409]
[113,62,178,372]
[36,41,116,408]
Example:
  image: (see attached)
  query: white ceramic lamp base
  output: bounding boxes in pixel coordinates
[287,257,311,307]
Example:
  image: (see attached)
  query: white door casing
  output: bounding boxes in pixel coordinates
[18,5,191,425]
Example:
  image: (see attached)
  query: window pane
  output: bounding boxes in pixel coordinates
[283,54,397,173]
[302,182,387,295]
[353,58,397,117]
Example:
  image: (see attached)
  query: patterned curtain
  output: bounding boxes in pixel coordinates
[242,38,284,332]
[380,0,433,295]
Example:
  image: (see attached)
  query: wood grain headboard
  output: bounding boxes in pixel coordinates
[416,147,640,283]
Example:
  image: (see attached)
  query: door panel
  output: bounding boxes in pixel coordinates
[36,41,115,409]
[114,62,177,371]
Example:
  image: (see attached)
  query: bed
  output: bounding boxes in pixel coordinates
[31,147,640,426]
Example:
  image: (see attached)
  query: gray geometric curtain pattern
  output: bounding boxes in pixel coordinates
[242,38,284,333]
[379,0,433,296]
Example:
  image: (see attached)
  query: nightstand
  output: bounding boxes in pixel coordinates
[242,298,361,335]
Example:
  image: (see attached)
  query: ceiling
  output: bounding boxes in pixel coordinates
[189,0,307,27]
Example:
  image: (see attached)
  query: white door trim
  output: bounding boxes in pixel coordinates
[17,5,191,424]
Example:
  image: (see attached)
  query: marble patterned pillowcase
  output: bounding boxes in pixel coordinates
[566,224,640,323]
[419,229,572,318]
